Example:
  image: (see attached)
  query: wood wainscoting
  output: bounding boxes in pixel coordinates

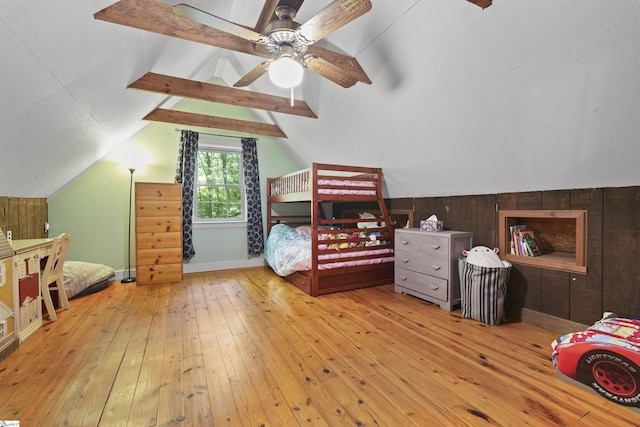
[0,197,48,240]
[0,267,637,426]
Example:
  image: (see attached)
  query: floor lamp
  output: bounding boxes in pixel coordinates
[122,167,136,283]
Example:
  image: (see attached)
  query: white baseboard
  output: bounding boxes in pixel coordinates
[114,258,267,281]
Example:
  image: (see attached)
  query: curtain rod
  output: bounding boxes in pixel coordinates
[174,128,258,140]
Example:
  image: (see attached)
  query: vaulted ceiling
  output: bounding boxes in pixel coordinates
[1,1,638,199]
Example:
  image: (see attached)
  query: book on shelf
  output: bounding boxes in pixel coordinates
[523,236,542,256]
[510,225,542,256]
[509,225,526,255]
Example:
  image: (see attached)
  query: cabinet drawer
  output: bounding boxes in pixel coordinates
[136,248,182,265]
[136,183,182,200]
[137,232,182,249]
[395,234,449,259]
[394,254,449,280]
[136,200,182,217]
[136,217,181,233]
[137,263,183,284]
[395,267,448,301]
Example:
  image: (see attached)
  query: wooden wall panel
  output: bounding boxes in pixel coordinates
[497,192,517,210]
[540,269,570,318]
[476,194,497,248]
[570,189,603,324]
[517,191,542,209]
[506,265,541,311]
[602,187,640,318]
[0,198,8,231]
[459,195,477,235]
[8,198,19,238]
[442,196,462,231]
[0,197,48,240]
[542,190,571,210]
[391,185,639,325]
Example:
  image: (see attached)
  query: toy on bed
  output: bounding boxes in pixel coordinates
[64,261,115,299]
[551,312,640,410]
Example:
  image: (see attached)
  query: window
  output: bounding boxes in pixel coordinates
[195,146,245,222]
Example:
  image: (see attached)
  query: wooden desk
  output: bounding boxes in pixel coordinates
[10,238,54,342]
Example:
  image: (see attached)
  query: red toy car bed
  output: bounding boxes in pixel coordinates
[551,312,640,408]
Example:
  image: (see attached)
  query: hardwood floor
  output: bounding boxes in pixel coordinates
[0,267,637,426]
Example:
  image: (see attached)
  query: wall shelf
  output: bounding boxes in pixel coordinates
[498,210,587,274]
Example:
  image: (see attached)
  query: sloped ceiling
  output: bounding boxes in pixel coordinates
[1,0,638,199]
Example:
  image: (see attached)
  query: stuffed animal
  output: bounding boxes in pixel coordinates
[462,246,507,268]
[357,212,384,229]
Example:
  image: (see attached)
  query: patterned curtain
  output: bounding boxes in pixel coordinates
[241,137,264,255]
[175,130,199,261]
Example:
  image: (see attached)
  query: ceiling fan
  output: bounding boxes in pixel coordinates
[173,0,372,89]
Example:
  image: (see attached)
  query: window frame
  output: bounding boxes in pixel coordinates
[193,143,246,226]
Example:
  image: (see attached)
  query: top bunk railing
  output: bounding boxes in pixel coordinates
[268,163,382,202]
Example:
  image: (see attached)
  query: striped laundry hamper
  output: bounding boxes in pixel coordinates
[458,258,511,326]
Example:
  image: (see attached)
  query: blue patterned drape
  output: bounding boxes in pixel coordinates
[175,130,198,261]
[241,137,264,255]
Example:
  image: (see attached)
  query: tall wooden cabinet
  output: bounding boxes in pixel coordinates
[135,183,183,285]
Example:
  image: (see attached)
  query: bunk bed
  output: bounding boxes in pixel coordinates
[265,163,395,296]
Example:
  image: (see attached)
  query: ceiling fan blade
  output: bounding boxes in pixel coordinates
[233,61,272,87]
[297,0,372,44]
[306,45,371,85]
[174,3,268,44]
[303,55,359,88]
[95,0,269,57]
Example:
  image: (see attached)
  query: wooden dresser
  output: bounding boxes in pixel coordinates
[135,183,183,285]
[394,228,473,311]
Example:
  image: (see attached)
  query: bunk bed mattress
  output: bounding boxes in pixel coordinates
[265,224,394,277]
[270,175,376,196]
[317,178,376,195]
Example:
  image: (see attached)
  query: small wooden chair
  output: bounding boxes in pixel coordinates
[41,233,72,321]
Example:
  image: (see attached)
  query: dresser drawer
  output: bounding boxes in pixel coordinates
[136,200,182,217]
[136,183,182,200]
[136,216,181,233]
[395,233,449,259]
[136,247,182,265]
[395,267,448,301]
[137,263,183,284]
[394,254,449,280]
[137,232,182,249]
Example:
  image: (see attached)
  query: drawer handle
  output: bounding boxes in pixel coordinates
[432,244,440,250]
[431,265,441,271]
[401,258,410,264]
[400,240,409,246]
[429,285,439,290]
[399,276,408,281]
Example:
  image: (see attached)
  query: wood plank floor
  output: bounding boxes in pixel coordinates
[0,267,638,426]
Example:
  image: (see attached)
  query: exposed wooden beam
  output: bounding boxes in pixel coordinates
[142,108,287,138]
[254,1,306,33]
[95,0,259,55]
[128,72,317,118]
[467,0,492,9]
[94,0,370,85]
[254,0,280,33]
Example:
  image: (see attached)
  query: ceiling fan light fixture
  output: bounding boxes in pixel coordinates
[268,56,304,88]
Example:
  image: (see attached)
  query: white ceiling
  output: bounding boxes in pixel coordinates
[1,0,639,199]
